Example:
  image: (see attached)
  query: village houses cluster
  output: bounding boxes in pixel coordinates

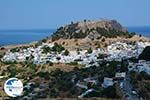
[2,41,150,67]
[2,43,102,66]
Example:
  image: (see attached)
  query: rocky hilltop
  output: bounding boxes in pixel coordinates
[77,19,127,32]
[51,19,133,41]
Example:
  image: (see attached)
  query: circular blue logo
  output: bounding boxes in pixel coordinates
[4,78,23,97]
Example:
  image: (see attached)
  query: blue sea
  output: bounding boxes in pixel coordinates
[0,29,55,46]
[0,27,150,46]
[128,26,150,37]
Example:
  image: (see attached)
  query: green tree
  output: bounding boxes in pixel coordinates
[37,72,50,80]
[139,46,150,61]
[102,86,118,98]
[51,43,65,53]
[42,46,51,54]
[8,65,17,77]
[63,49,70,56]
[120,59,128,72]
[140,71,150,80]
[68,61,78,65]
[41,38,47,43]
[56,57,61,60]
[101,38,105,42]
[46,61,53,66]
[10,48,20,53]
[87,48,93,54]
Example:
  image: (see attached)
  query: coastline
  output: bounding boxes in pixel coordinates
[1,36,149,49]
[0,41,38,55]
[0,26,150,49]
[1,35,150,49]
[1,41,37,49]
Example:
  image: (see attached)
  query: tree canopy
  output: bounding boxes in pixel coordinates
[139,46,150,61]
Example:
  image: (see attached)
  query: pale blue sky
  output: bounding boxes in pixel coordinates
[0,0,150,29]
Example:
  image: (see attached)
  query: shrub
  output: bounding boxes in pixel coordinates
[101,38,105,42]
[41,39,47,43]
[37,72,50,80]
[10,48,20,53]
[63,49,70,56]
[139,46,150,61]
[56,57,61,60]
[68,61,78,65]
[51,43,65,53]
[42,46,51,54]
[46,61,53,66]
[87,48,93,54]
[102,86,118,98]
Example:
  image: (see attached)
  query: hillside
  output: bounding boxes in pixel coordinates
[44,19,141,50]
[51,19,134,41]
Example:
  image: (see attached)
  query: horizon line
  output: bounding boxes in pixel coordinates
[0,25,150,30]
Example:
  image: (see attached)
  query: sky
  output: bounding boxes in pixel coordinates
[0,0,150,29]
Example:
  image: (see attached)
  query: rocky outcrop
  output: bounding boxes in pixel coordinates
[77,19,127,32]
[51,19,131,41]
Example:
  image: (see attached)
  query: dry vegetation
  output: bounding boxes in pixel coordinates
[46,35,150,51]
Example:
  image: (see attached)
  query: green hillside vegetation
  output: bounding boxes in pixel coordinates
[42,42,65,54]
[129,71,150,99]
[95,27,135,38]
[0,60,123,99]
[51,24,86,41]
